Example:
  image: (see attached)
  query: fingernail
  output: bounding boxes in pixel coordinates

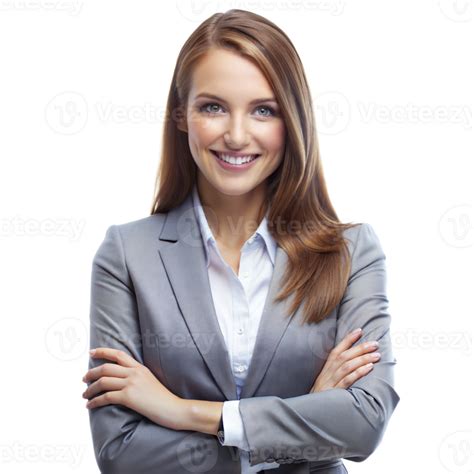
[351,328,362,335]
[89,349,96,356]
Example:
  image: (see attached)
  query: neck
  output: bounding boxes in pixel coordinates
[196,175,268,250]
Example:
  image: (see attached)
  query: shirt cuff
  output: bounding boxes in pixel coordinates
[218,400,249,450]
[219,400,281,471]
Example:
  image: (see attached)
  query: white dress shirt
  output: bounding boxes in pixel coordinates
[192,183,280,473]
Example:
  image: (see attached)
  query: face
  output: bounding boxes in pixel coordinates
[179,48,286,198]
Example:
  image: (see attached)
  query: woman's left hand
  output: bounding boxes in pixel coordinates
[82,348,187,431]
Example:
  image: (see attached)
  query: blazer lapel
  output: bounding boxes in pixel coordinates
[239,244,296,399]
[157,192,297,401]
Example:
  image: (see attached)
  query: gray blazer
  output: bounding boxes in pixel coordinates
[87,192,400,474]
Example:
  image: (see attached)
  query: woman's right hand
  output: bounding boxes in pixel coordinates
[309,329,381,393]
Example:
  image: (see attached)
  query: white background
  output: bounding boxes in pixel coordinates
[0,1,472,473]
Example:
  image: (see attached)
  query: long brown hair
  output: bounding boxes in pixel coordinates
[150,9,361,325]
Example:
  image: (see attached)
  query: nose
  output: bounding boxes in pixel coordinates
[224,115,250,148]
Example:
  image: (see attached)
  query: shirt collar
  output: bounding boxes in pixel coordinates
[192,183,277,268]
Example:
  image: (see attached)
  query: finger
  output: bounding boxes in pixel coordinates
[330,328,363,357]
[336,351,381,381]
[341,339,380,362]
[335,362,374,389]
[90,348,140,368]
[83,376,127,400]
[83,362,128,384]
[86,390,122,409]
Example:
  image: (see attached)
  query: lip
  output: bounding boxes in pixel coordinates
[211,149,261,158]
[210,149,261,171]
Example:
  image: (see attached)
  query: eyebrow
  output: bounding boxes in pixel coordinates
[194,92,278,105]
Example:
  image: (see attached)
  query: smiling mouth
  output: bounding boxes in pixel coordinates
[210,150,261,165]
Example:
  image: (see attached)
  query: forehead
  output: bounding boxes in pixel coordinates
[189,48,274,101]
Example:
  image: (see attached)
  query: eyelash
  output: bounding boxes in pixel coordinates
[198,102,277,118]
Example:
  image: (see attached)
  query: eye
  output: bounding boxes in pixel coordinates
[255,105,276,117]
[198,102,277,117]
[199,102,224,114]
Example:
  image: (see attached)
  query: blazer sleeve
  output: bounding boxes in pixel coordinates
[238,223,401,467]
[86,225,224,474]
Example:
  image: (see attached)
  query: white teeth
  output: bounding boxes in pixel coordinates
[216,153,258,165]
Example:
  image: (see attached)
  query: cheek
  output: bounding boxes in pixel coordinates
[187,117,220,147]
[260,121,286,153]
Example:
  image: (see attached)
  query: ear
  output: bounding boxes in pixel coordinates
[177,117,188,133]
[176,104,188,133]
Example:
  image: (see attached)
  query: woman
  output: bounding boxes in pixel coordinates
[82,9,400,474]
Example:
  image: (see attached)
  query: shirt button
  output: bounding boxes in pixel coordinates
[236,365,246,373]
[241,271,249,278]
[237,328,244,335]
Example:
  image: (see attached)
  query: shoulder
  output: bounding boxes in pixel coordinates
[342,222,386,276]
[342,222,383,249]
[110,213,167,241]
[93,213,169,264]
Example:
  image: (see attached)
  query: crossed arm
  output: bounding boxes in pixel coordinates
[208,222,400,466]
[86,223,400,472]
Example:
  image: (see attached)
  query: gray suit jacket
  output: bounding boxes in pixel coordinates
[87,192,400,473]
